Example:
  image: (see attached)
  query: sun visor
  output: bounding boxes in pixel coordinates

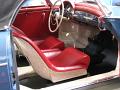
[0,0,24,30]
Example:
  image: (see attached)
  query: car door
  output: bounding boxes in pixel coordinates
[0,30,19,90]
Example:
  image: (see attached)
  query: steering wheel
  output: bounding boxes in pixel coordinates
[48,0,64,32]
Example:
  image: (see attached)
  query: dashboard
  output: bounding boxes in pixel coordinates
[61,1,98,27]
[73,11,98,26]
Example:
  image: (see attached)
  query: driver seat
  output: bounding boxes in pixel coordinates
[12,26,90,82]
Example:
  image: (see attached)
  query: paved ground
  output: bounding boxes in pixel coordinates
[75,78,120,90]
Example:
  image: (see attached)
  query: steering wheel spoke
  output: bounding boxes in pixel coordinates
[55,16,59,26]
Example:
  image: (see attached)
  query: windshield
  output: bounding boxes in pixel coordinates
[95,0,120,17]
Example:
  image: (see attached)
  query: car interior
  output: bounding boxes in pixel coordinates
[11,0,118,89]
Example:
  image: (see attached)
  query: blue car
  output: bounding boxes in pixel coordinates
[0,0,120,90]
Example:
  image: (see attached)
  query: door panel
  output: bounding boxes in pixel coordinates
[13,6,56,41]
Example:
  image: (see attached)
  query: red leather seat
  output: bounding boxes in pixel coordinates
[50,47,90,71]
[12,26,90,82]
[38,36,64,50]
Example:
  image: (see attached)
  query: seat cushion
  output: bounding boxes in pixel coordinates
[50,47,90,70]
[42,49,62,59]
[38,36,64,50]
